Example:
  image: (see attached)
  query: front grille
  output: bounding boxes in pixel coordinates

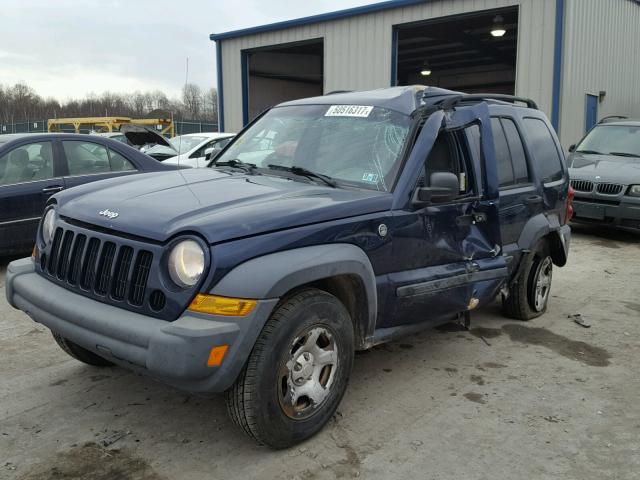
[571,179,594,192]
[43,226,154,308]
[596,183,623,195]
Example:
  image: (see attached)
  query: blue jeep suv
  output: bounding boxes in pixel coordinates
[6,87,573,448]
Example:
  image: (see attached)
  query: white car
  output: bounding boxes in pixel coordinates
[144,132,235,168]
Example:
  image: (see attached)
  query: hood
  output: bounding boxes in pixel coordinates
[55,169,391,244]
[121,124,173,149]
[568,152,640,184]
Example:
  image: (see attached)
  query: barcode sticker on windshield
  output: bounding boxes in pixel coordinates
[325,105,374,117]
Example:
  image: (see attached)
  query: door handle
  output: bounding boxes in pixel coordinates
[456,212,487,226]
[42,185,64,194]
[525,195,543,205]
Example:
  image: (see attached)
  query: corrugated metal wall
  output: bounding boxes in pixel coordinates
[218,0,558,132]
[559,0,640,150]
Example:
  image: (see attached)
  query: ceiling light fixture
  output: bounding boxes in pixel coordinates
[420,60,432,76]
[490,15,506,37]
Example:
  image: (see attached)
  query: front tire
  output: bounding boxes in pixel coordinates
[502,241,553,320]
[226,288,354,449]
[52,331,114,367]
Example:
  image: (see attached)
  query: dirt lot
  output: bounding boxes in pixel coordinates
[1,225,639,480]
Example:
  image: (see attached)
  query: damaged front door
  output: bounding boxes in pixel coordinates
[386,103,507,327]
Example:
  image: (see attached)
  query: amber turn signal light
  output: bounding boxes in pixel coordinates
[207,345,229,367]
[188,294,257,317]
[31,245,37,258]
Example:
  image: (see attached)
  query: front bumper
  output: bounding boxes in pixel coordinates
[573,197,640,230]
[6,258,278,393]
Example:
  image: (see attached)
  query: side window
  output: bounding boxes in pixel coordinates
[108,148,136,172]
[421,131,474,196]
[62,141,110,176]
[0,141,54,186]
[522,118,564,182]
[216,137,232,149]
[490,118,515,187]
[501,118,530,184]
[191,140,213,158]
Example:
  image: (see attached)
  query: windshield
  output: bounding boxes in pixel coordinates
[146,135,207,155]
[577,125,640,157]
[168,135,209,154]
[215,105,412,191]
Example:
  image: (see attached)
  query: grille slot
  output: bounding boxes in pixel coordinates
[56,230,74,279]
[67,234,86,285]
[47,228,63,274]
[570,179,593,192]
[95,242,116,295]
[596,183,623,195]
[129,251,153,306]
[149,290,166,311]
[111,246,134,300]
[80,238,100,290]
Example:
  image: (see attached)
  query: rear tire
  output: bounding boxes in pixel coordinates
[225,288,354,449]
[52,331,114,367]
[502,240,553,321]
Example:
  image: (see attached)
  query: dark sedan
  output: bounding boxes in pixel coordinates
[0,133,178,255]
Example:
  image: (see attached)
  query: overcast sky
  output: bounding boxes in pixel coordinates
[0,0,372,101]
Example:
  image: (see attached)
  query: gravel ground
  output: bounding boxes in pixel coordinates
[1,224,639,480]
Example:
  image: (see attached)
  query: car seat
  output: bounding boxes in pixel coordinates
[3,149,30,184]
[32,142,54,180]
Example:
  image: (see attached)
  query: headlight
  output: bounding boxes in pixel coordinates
[628,185,640,197]
[168,240,205,288]
[42,208,56,244]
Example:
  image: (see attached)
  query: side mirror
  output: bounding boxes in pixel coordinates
[412,172,460,207]
[568,144,576,153]
[205,146,222,161]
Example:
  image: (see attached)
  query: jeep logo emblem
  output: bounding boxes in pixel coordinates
[99,209,119,219]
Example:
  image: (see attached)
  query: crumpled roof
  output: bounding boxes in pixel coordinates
[278,85,462,115]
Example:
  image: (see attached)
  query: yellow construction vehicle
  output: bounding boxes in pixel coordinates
[47,116,175,137]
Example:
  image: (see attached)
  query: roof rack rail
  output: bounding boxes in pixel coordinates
[325,90,353,95]
[598,115,628,124]
[437,93,538,110]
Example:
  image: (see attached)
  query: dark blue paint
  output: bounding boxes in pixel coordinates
[209,0,430,42]
[585,94,598,133]
[551,0,565,131]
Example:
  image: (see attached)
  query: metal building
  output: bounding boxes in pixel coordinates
[210,0,640,149]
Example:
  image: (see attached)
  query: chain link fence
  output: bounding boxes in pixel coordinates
[0,120,218,136]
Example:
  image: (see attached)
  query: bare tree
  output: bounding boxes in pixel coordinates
[181,83,202,120]
[0,82,217,125]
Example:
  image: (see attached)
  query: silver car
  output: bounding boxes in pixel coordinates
[568,120,640,231]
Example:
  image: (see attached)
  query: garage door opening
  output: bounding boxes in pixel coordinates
[394,8,518,94]
[243,39,324,124]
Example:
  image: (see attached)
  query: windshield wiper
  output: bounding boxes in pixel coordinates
[213,158,257,173]
[576,149,603,155]
[267,164,337,188]
[609,152,639,158]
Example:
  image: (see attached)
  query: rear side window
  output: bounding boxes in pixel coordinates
[501,118,530,184]
[490,118,514,187]
[62,141,135,175]
[108,149,136,172]
[63,141,110,175]
[523,118,564,182]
